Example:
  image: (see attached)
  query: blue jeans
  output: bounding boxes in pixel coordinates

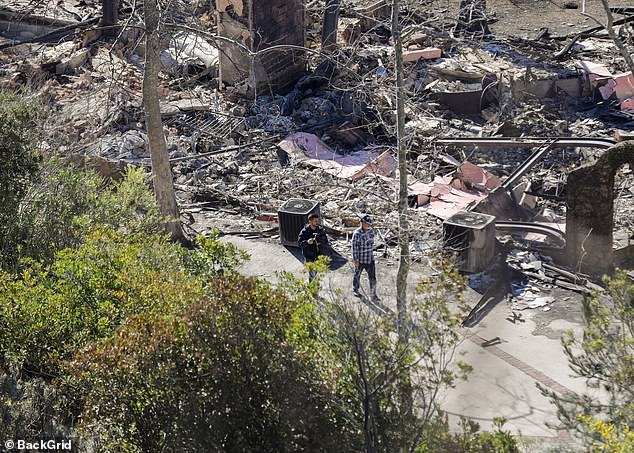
[353,261,377,295]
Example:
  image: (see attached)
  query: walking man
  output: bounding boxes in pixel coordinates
[298,213,329,281]
[352,214,378,301]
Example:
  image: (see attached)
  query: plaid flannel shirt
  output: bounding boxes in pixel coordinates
[352,227,375,264]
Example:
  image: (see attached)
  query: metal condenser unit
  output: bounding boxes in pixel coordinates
[443,211,496,273]
[278,199,320,247]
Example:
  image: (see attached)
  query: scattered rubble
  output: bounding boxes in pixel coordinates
[0,0,632,312]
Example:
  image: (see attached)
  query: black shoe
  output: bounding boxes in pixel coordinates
[371,294,380,302]
[353,290,362,298]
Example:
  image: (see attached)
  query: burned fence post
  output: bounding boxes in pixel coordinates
[565,141,634,275]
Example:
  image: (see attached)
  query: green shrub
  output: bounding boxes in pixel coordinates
[417,416,518,453]
[0,91,43,261]
[68,275,348,452]
[542,271,634,448]
[0,228,244,375]
[5,162,164,270]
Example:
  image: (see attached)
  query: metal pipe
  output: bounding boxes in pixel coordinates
[434,137,616,149]
[495,221,566,246]
[501,139,558,189]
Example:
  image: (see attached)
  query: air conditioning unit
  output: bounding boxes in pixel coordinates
[278,199,320,247]
[443,211,496,273]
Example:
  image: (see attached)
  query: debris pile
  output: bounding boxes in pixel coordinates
[0,0,632,276]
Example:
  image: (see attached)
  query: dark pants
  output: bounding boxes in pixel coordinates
[353,261,377,295]
[304,257,317,282]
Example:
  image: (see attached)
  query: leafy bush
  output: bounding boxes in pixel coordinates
[0,228,244,375]
[68,275,349,452]
[578,416,634,453]
[417,416,518,453]
[4,162,164,270]
[542,271,634,449]
[0,91,43,261]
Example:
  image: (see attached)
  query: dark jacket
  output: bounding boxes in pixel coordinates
[298,224,329,261]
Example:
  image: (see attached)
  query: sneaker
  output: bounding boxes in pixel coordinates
[353,290,362,298]
[371,294,380,302]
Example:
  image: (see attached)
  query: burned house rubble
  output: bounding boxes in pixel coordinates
[1,0,633,315]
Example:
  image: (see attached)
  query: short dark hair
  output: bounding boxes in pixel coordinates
[308,213,320,221]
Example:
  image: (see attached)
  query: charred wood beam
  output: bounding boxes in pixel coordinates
[0,16,99,50]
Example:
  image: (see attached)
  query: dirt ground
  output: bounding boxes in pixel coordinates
[429,0,632,38]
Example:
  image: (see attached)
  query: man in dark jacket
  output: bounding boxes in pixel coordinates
[298,213,329,281]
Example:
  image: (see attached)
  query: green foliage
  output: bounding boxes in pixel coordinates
[68,275,349,452]
[578,416,634,452]
[3,162,164,270]
[542,271,634,449]
[418,416,518,453]
[0,91,43,259]
[184,231,249,278]
[0,227,244,375]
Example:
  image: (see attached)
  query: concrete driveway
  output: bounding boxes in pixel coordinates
[220,234,588,450]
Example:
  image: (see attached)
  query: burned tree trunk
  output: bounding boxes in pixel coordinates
[321,0,340,53]
[143,0,187,244]
[101,0,118,36]
[566,141,634,274]
[455,0,490,35]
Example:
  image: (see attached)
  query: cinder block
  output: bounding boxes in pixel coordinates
[402,47,442,62]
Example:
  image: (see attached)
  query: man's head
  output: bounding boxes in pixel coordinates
[308,213,320,228]
[360,214,373,231]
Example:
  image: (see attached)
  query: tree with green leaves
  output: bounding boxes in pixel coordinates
[541,271,634,451]
[67,274,353,452]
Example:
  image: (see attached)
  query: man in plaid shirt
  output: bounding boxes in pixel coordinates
[352,214,378,301]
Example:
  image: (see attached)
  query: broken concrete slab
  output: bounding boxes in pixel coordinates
[160,98,211,115]
[55,48,90,74]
